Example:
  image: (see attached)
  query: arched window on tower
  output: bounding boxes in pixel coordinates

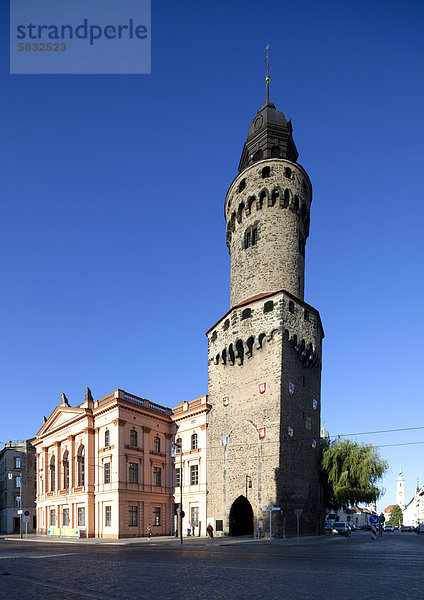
[264,301,274,313]
[261,166,270,179]
[284,167,292,179]
[241,308,252,320]
[289,300,295,314]
[238,179,246,193]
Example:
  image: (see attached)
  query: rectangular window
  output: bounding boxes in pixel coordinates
[14,495,21,508]
[129,462,139,484]
[191,506,199,526]
[175,467,182,487]
[153,466,161,487]
[153,507,160,526]
[129,430,138,447]
[105,505,112,527]
[104,462,111,484]
[78,507,85,527]
[15,457,21,469]
[50,509,56,526]
[15,476,21,488]
[190,464,199,486]
[129,505,138,526]
[63,508,70,527]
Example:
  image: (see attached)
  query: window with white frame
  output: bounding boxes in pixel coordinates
[105,505,112,527]
[63,508,70,527]
[104,462,111,484]
[190,464,199,485]
[78,507,85,527]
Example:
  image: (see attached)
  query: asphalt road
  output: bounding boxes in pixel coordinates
[0,531,423,600]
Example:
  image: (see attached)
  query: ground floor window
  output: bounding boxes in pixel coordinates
[129,505,138,526]
[105,505,112,527]
[191,506,199,526]
[50,509,56,527]
[63,507,70,527]
[78,507,85,527]
[153,507,161,526]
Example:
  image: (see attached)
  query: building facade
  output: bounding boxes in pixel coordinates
[206,78,324,537]
[0,440,36,534]
[33,388,175,538]
[172,395,210,536]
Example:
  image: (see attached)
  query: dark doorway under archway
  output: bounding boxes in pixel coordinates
[229,495,254,536]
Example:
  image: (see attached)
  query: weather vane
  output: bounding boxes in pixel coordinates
[265,44,271,83]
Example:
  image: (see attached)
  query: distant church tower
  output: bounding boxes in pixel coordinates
[397,466,405,508]
[206,70,324,537]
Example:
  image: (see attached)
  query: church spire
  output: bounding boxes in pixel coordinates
[263,44,274,108]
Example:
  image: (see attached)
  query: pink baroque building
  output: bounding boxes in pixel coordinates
[33,388,175,538]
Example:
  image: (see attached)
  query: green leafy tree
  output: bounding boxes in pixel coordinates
[388,505,403,527]
[320,439,388,509]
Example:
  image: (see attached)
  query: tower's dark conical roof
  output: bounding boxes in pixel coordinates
[238,81,298,173]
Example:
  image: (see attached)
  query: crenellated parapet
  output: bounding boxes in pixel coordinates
[207,289,323,370]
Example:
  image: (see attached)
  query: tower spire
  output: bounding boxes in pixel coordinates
[264,44,272,107]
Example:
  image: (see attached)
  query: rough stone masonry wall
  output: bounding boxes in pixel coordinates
[225,159,312,308]
[206,291,323,535]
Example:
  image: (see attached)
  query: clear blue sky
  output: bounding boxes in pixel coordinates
[1,0,423,511]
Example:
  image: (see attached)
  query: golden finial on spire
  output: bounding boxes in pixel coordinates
[265,43,271,83]
[264,44,271,105]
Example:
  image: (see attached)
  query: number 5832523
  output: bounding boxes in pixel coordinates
[18,42,66,51]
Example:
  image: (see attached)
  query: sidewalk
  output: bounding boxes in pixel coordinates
[1,533,323,547]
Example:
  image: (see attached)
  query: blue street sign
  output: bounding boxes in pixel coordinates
[369,515,379,524]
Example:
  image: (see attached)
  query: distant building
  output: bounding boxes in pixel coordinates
[384,504,394,522]
[396,466,405,509]
[172,395,210,536]
[33,388,175,538]
[327,505,377,528]
[0,439,36,534]
[402,485,424,526]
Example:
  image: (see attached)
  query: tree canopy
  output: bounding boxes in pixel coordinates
[320,439,388,509]
[388,505,403,527]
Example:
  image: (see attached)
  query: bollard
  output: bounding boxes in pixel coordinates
[371,524,376,542]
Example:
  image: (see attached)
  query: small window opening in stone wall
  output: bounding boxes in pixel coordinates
[252,228,258,245]
[238,179,246,193]
[284,167,292,179]
[289,300,295,314]
[304,309,309,321]
[211,331,217,342]
[241,308,252,320]
[264,301,274,313]
[245,230,252,249]
[223,319,230,331]
[228,344,235,364]
[261,166,270,179]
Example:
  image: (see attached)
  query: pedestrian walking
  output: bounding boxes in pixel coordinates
[147,524,152,540]
[192,523,195,537]
[187,521,191,536]
[206,523,214,539]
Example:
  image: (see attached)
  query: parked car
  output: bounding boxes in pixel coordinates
[416,523,424,534]
[324,524,332,534]
[332,522,351,537]
[384,525,394,532]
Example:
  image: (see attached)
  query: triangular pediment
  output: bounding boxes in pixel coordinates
[37,407,85,437]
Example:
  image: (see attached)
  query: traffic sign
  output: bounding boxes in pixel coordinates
[24,510,30,516]
[17,509,23,515]
[294,509,303,518]
[24,516,30,523]
[369,515,379,524]
[180,510,185,519]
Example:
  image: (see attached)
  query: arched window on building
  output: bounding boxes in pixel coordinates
[176,437,182,453]
[62,451,69,490]
[50,456,55,492]
[105,430,110,448]
[154,436,161,453]
[77,445,85,487]
[191,433,198,450]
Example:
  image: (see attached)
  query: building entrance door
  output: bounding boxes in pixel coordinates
[229,495,253,536]
[13,517,20,533]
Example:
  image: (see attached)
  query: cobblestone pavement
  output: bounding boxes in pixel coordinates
[0,531,423,600]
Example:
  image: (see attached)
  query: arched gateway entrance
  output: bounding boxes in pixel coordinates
[229,495,254,536]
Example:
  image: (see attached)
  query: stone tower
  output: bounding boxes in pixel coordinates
[397,466,405,509]
[206,77,324,537]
